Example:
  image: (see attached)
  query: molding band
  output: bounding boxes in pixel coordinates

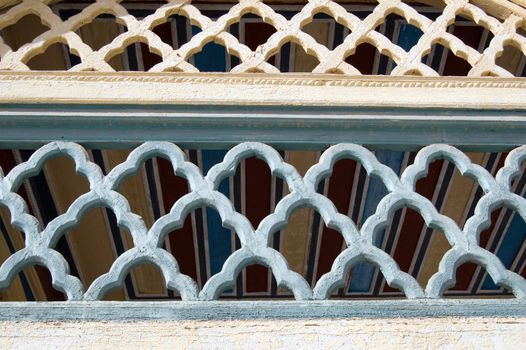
[0,73,525,109]
[1,300,525,320]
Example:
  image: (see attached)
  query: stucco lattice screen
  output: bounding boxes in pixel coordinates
[0,0,526,75]
[0,141,526,301]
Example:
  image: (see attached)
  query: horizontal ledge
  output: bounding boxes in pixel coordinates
[0,300,525,321]
[0,104,525,150]
[1,72,526,110]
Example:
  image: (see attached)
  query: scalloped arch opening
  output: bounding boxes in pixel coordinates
[76,13,127,52]
[108,153,191,230]
[345,42,391,74]
[299,11,364,48]
[57,204,140,299]
[166,14,206,44]
[228,13,277,51]
[265,39,321,72]
[332,259,404,298]
[25,42,76,70]
[421,41,472,76]
[446,14,495,54]
[150,14,190,49]
[345,149,405,228]
[313,155,394,221]
[100,262,168,301]
[0,206,26,267]
[271,205,349,291]
[375,13,424,55]
[299,15,341,50]
[13,151,93,226]
[0,13,50,52]
[414,157,485,226]
[105,41,163,71]
[0,265,66,301]
[475,206,526,289]
[186,36,240,73]
[163,205,239,291]
[370,206,451,293]
[216,263,285,298]
[495,42,526,77]
[0,151,37,215]
[223,156,282,229]
[444,262,513,297]
[290,42,321,73]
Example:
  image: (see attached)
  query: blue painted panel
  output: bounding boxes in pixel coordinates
[349,150,405,292]
[191,24,231,277]
[392,22,423,70]
[346,22,421,293]
[481,206,526,290]
[201,151,232,276]
[192,26,226,72]
[397,23,423,51]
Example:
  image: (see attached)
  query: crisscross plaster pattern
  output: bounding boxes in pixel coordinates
[0,142,525,300]
[0,0,525,75]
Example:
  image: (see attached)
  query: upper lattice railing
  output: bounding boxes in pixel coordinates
[0,0,525,75]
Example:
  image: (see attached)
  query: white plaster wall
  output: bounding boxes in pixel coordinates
[1,317,525,349]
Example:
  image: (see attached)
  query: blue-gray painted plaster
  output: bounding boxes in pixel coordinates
[0,104,524,150]
[0,300,524,321]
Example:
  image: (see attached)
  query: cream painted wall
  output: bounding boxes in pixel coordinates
[1,317,525,349]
